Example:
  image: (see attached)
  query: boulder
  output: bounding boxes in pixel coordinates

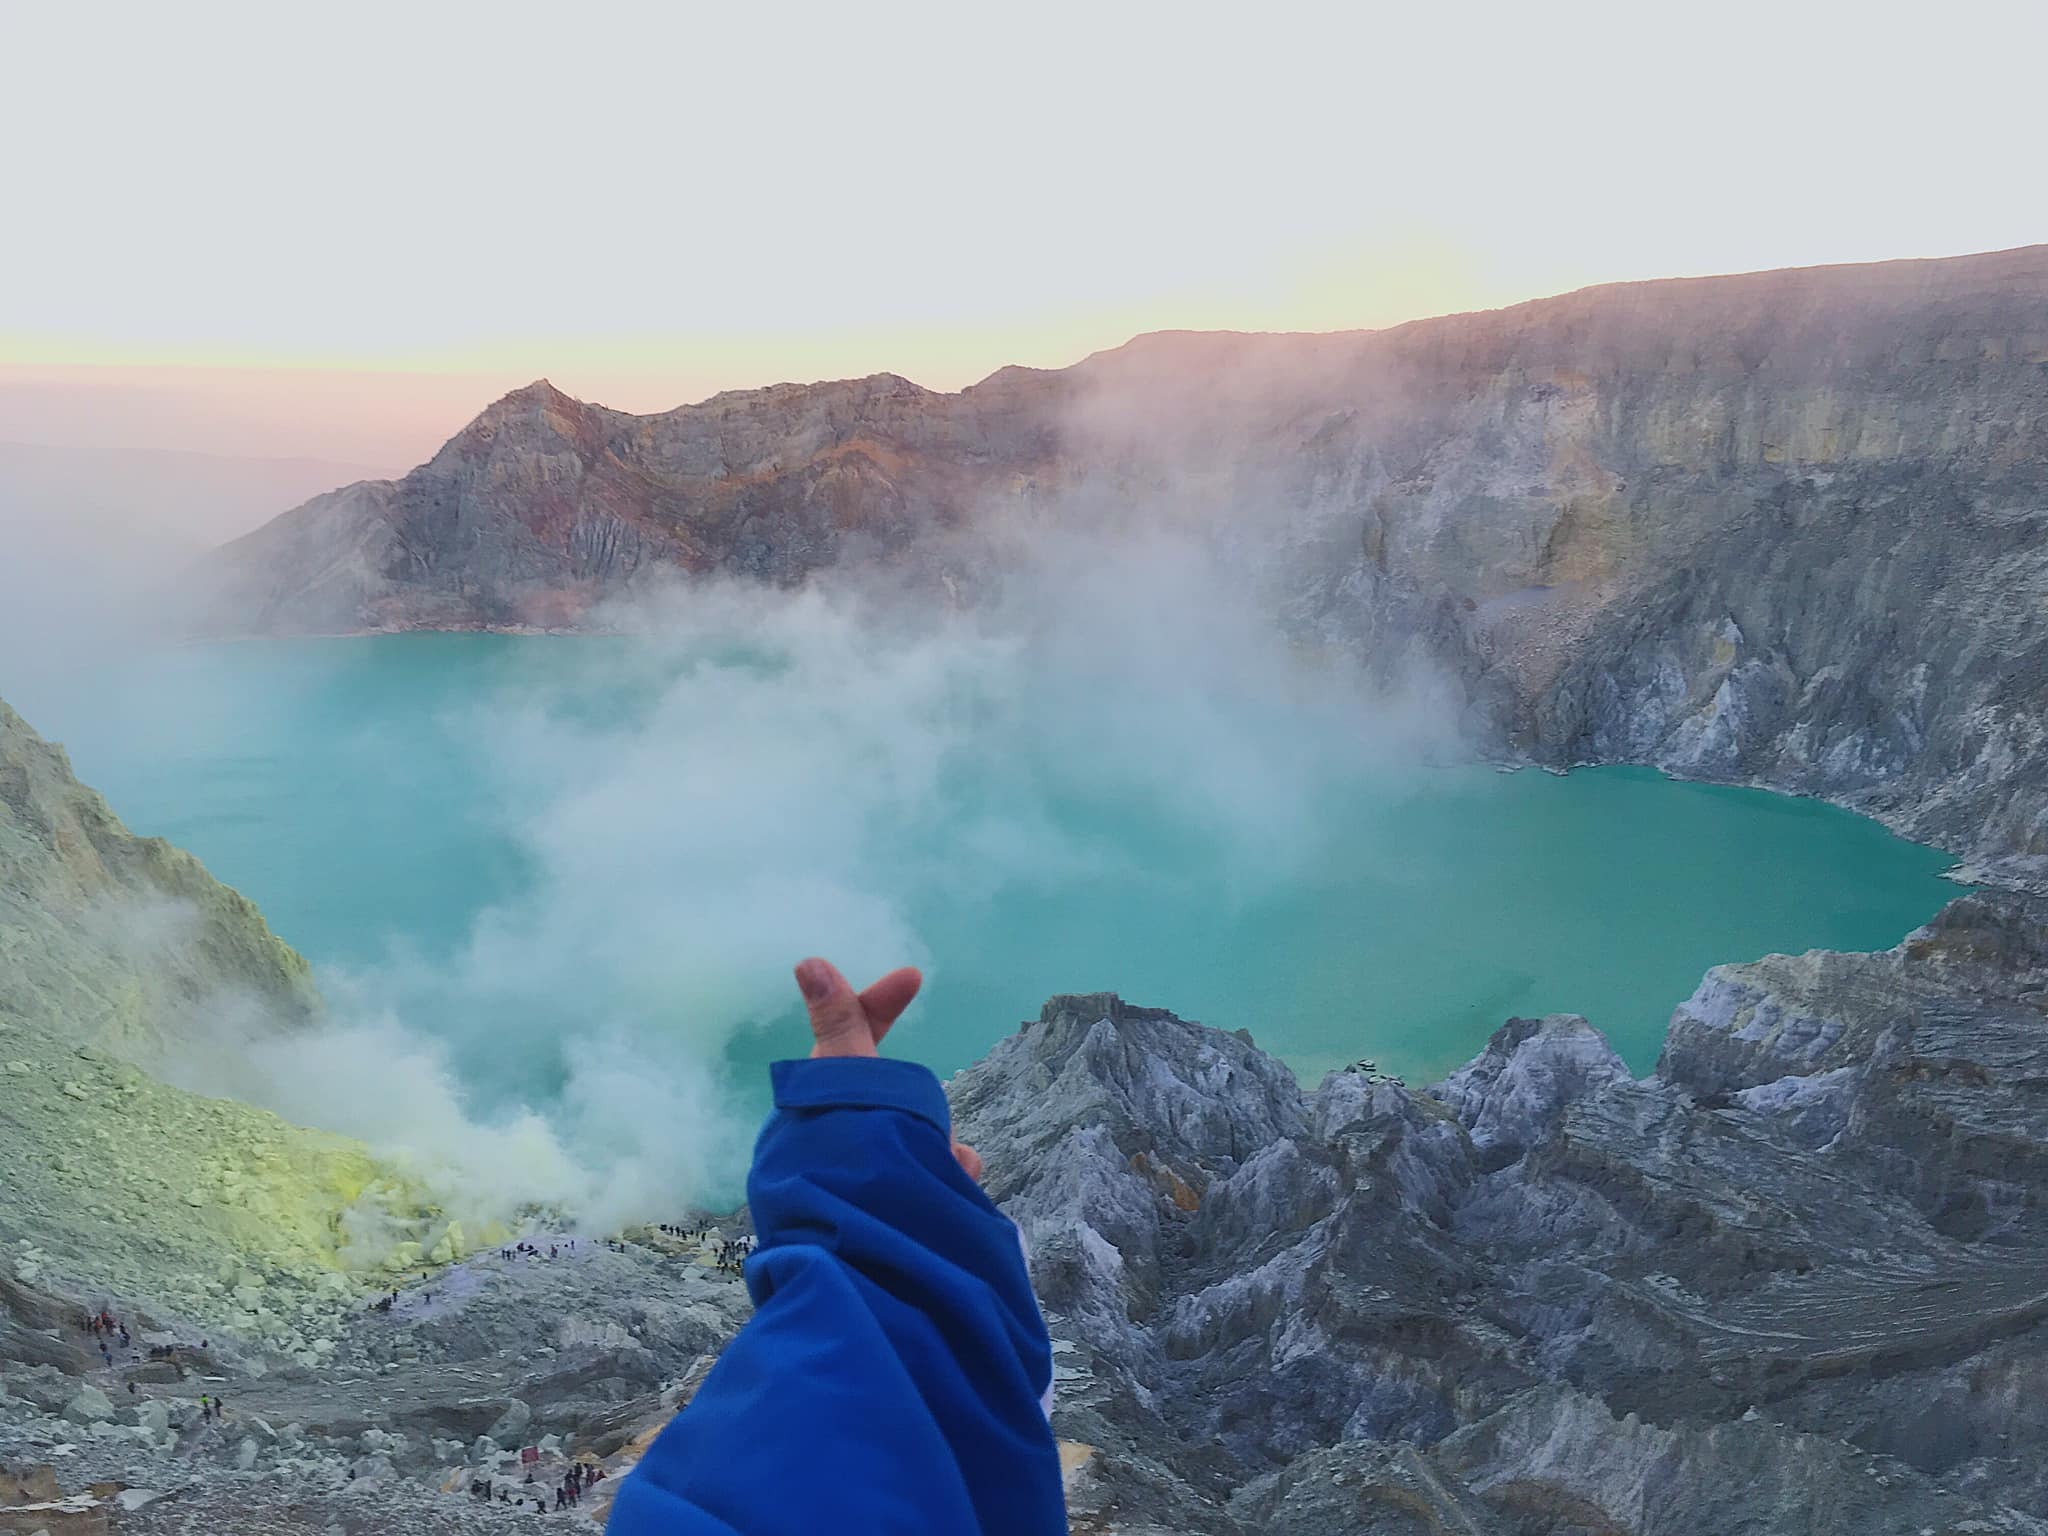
[60,1384,114,1424]
[487,1398,531,1448]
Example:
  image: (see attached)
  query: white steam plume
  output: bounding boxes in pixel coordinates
[153,524,1456,1232]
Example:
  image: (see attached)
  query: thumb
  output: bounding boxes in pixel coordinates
[795,957,876,1058]
[952,1141,983,1181]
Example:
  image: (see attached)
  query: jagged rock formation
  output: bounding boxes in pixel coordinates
[950,903,2048,1533]
[200,246,2048,868]
[199,371,1059,635]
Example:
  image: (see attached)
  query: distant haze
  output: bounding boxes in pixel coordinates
[0,363,511,481]
[0,435,387,661]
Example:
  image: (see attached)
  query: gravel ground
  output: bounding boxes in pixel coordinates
[1,1222,754,1532]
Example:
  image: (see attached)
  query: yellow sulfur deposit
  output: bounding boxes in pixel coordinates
[0,697,474,1353]
[2,1017,466,1353]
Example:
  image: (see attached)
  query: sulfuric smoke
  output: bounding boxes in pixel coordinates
[158,526,1452,1233]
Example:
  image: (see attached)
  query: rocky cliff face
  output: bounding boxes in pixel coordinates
[0,698,456,1349]
[0,697,316,1058]
[199,370,1062,635]
[948,898,2048,1533]
[200,246,2048,869]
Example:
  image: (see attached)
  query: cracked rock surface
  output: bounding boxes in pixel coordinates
[953,899,2048,1533]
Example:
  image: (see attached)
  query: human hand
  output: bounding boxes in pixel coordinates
[793,957,984,1181]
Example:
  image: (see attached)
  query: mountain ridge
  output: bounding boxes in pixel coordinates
[193,244,2048,872]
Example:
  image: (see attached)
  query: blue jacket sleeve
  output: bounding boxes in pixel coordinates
[606,1057,1066,1536]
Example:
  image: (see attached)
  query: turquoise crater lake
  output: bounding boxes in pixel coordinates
[17,633,1958,1116]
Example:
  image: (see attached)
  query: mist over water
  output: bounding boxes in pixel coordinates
[8,536,1958,1224]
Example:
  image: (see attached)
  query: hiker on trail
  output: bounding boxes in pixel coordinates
[608,957,1062,1535]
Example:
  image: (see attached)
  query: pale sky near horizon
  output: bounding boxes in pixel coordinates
[3,0,2044,475]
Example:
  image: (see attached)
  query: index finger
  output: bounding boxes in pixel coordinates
[857,966,923,1046]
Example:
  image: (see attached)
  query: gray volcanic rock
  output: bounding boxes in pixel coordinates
[198,371,1061,636]
[200,246,2048,866]
[953,895,2048,1533]
[0,1224,758,1533]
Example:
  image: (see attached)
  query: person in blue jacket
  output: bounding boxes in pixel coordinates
[607,957,1067,1535]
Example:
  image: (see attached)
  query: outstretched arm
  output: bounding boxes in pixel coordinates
[607,959,1065,1536]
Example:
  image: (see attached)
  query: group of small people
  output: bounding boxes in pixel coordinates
[553,1459,602,1509]
[84,1308,132,1367]
[78,1306,236,1430]
[711,1235,754,1277]
[90,1308,213,1370]
[467,1459,605,1516]
[650,1223,755,1276]
[85,1309,198,1373]
[500,1239,578,1262]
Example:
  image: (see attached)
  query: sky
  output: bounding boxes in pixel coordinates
[2,0,2044,481]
